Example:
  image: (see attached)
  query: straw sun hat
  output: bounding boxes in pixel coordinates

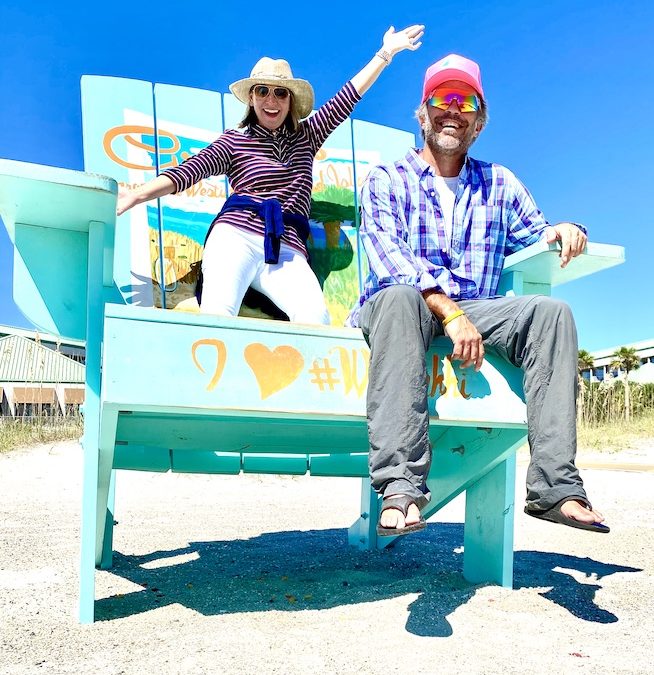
[229,57,315,119]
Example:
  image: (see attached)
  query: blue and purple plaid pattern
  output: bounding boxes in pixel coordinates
[347,149,582,327]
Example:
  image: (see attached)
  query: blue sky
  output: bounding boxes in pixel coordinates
[0,0,651,351]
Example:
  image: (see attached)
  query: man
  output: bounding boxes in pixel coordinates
[347,54,609,536]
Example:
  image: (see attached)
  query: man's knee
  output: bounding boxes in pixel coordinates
[362,285,428,334]
[362,285,434,351]
[530,296,575,329]
[367,285,426,320]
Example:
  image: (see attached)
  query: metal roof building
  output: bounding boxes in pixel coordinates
[0,334,85,382]
[0,323,85,364]
[0,328,85,417]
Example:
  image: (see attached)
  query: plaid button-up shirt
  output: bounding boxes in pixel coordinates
[347,148,582,327]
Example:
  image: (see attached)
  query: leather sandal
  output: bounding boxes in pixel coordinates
[376,494,426,537]
[524,497,610,533]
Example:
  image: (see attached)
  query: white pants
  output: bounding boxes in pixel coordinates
[200,222,330,325]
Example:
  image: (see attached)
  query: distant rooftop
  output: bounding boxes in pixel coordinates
[0,323,85,348]
[590,338,654,366]
[581,337,654,383]
[0,334,85,383]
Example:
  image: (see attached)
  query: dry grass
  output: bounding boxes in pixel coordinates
[0,416,83,454]
[2,411,652,456]
[577,409,654,453]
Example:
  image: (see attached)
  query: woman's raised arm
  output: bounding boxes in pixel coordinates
[350,25,424,96]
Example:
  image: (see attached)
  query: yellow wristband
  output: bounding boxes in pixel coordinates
[441,309,465,327]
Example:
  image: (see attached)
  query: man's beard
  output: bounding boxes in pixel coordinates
[422,113,478,157]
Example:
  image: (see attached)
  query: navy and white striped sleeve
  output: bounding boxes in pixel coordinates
[305,81,361,154]
[162,132,233,193]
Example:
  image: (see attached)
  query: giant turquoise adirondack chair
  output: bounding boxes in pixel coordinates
[0,157,625,623]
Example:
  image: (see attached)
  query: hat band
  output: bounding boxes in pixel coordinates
[251,73,291,81]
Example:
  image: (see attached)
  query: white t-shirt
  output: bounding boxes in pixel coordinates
[432,175,459,244]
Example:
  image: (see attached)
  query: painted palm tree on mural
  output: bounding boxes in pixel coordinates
[309,185,356,286]
[610,347,641,421]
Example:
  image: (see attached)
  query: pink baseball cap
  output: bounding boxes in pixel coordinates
[421,54,484,103]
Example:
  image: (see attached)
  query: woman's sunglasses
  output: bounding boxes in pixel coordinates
[252,85,290,100]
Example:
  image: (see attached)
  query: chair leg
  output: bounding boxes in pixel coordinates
[79,407,117,622]
[95,408,118,567]
[99,470,116,570]
[348,478,382,550]
[463,454,516,588]
[79,430,99,624]
[78,219,109,624]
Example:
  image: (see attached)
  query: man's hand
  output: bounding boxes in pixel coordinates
[444,314,484,370]
[544,222,587,268]
[423,290,484,370]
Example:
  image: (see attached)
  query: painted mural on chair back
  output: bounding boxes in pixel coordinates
[80,76,414,326]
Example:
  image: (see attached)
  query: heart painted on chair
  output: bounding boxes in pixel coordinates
[244,343,305,399]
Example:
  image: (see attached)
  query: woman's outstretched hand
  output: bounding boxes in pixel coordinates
[351,23,424,95]
[116,185,139,216]
[115,175,176,216]
[382,24,424,58]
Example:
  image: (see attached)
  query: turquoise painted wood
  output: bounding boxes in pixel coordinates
[0,159,119,339]
[463,454,517,586]
[497,239,625,297]
[0,158,626,623]
[0,159,118,623]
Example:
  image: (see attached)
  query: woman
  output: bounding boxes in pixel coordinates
[117,25,423,324]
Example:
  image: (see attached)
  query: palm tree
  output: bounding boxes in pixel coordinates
[577,349,595,424]
[578,349,595,381]
[609,347,641,421]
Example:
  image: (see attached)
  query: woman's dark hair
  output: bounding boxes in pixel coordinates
[238,89,300,132]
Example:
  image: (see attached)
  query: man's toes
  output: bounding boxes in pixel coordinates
[561,500,604,524]
[405,504,421,526]
[380,509,405,529]
[380,495,423,530]
[591,509,605,522]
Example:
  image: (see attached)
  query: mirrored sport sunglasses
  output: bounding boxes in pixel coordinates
[252,84,290,100]
[428,90,480,113]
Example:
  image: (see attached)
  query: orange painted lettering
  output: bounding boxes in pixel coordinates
[191,339,227,391]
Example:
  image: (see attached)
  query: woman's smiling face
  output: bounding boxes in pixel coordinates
[249,84,291,131]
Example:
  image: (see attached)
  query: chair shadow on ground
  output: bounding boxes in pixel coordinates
[96,523,641,636]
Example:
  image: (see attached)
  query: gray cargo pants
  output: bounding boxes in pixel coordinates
[359,285,588,512]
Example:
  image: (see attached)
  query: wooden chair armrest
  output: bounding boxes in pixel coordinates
[498,240,625,296]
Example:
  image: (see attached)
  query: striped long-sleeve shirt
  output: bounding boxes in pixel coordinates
[163,81,361,257]
[347,148,587,327]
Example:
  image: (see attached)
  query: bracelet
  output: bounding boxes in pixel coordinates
[376,49,392,65]
[441,309,465,327]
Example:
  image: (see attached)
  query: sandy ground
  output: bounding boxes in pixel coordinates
[1,440,653,675]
